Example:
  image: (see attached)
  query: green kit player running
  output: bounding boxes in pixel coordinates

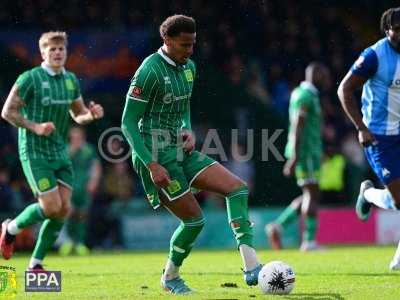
[0,31,104,270]
[266,63,330,251]
[121,15,265,294]
[59,126,102,256]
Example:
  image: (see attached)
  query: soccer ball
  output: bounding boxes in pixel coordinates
[258,261,295,295]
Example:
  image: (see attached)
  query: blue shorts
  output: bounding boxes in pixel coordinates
[364,134,400,185]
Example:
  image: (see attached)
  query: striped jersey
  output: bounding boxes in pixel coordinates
[16,63,81,160]
[351,37,400,135]
[70,143,97,191]
[285,82,322,159]
[126,48,195,146]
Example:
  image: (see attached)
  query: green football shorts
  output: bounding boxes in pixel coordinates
[20,158,74,197]
[295,154,321,187]
[133,149,216,209]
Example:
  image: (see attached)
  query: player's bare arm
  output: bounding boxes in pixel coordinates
[338,71,376,146]
[1,84,55,136]
[283,107,306,177]
[69,97,104,124]
[181,129,195,153]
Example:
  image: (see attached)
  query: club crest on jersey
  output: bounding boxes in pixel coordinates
[184,69,193,82]
[131,86,142,98]
[65,79,75,90]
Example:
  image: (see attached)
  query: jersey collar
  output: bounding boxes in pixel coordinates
[300,81,319,95]
[41,62,66,76]
[157,48,178,67]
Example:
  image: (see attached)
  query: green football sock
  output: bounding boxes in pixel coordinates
[275,205,298,228]
[15,203,46,229]
[303,216,317,242]
[226,186,253,248]
[169,216,205,267]
[75,220,86,244]
[32,219,64,260]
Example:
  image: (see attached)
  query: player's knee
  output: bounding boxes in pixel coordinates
[227,180,247,196]
[58,204,72,219]
[42,202,62,218]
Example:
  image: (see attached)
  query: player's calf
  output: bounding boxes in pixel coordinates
[0,219,16,260]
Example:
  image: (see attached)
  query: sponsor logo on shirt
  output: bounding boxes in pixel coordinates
[42,82,50,89]
[164,76,171,84]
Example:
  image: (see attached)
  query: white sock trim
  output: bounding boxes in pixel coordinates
[7,220,22,235]
[29,258,43,268]
[163,259,180,281]
[239,244,260,272]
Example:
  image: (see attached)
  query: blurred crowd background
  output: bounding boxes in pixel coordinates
[0,0,394,248]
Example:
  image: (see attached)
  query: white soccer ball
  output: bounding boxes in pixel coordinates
[258,261,295,295]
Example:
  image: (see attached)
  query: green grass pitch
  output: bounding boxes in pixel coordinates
[3,246,400,299]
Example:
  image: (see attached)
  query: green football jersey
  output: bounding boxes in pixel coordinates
[70,143,97,191]
[126,48,195,148]
[15,63,81,160]
[285,82,322,159]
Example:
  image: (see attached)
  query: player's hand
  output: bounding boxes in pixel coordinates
[33,122,55,136]
[358,128,377,147]
[181,130,195,154]
[147,162,171,189]
[89,101,104,120]
[283,157,297,177]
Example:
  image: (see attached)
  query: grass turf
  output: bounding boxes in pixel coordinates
[2,246,400,299]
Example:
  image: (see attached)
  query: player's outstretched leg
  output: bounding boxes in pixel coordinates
[225,186,263,286]
[355,180,374,221]
[159,192,205,295]
[265,196,302,250]
[390,239,400,271]
[0,203,47,260]
[161,215,205,295]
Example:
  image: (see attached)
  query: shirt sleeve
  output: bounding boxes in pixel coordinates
[15,71,34,103]
[122,66,158,166]
[71,73,82,100]
[291,90,311,115]
[127,66,159,103]
[351,48,378,79]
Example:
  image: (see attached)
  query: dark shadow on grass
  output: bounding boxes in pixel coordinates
[281,293,344,300]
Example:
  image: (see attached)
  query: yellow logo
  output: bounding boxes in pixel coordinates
[166,180,182,195]
[65,79,75,90]
[184,69,193,82]
[0,265,17,299]
[38,178,50,192]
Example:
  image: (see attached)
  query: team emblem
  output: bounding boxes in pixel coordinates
[184,69,193,82]
[131,86,142,98]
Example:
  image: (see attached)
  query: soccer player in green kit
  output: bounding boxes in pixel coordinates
[59,126,102,256]
[0,32,104,269]
[121,15,264,294]
[266,63,330,251]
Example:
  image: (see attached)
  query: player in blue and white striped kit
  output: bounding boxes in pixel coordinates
[338,7,400,271]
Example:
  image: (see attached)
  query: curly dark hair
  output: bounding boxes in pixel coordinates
[159,15,196,39]
[380,7,400,33]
